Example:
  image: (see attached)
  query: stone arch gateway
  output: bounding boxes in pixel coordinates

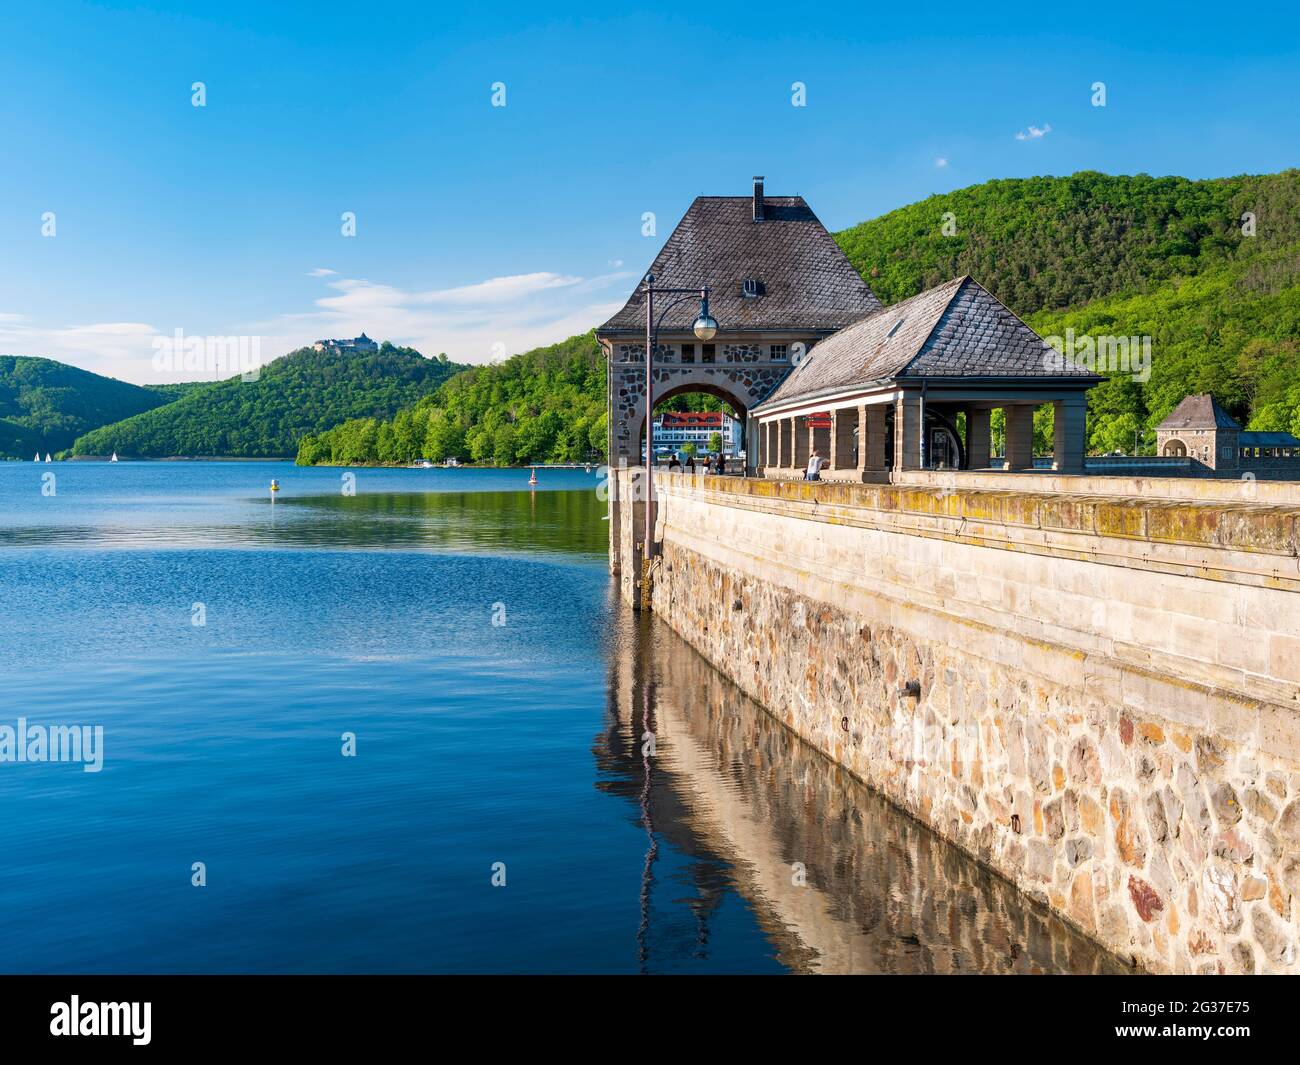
[609,360,792,469]
[597,178,883,474]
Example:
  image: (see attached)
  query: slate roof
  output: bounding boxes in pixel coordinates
[1157,394,1242,431]
[754,276,1097,410]
[1240,431,1300,447]
[658,411,727,428]
[599,195,880,334]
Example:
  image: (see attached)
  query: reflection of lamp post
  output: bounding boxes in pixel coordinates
[642,273,718,565]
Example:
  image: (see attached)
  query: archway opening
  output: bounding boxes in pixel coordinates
[635,382,749,473]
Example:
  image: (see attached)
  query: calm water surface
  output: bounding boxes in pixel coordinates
[0,461,1122,973]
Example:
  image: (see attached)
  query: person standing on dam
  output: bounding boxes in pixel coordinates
[806,448,826,481]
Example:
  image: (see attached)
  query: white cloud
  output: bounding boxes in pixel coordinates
[0,316,162,381]
[413,271,584,306]
[256,268,633,366]
[1015,123,1052,141]
[1,266,637,383]
[935,157,949,168]
[306,267,337,277]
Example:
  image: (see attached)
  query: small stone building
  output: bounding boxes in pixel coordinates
[752,276,1100,477]
[1156,393,1300,476]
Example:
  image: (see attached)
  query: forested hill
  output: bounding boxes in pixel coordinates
[297,332,605,466]
[835,170,1300,312]
[71,344,465,458]
[0,356,178,459]
[838,170,1300,442]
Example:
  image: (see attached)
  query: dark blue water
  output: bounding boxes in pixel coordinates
[0,461,1121,973]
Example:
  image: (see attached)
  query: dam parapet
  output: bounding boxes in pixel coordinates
[611,467,1300,973]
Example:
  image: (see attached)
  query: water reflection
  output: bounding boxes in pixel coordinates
[0,460,1126,973]
[0,488,607,560]
[599,611,1127,974]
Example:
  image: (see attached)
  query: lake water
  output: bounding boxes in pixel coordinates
[0,461,1122,973]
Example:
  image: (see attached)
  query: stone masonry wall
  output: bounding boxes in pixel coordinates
[619,470,1300,973]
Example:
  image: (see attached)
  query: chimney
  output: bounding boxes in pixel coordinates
[752,175,765,222]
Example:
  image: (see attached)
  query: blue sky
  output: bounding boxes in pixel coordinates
[2,0,1299,382]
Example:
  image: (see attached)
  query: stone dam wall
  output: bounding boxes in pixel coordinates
[609,468,1300,973]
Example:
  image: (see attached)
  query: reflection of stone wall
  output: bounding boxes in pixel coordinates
[626,470,1300,974]
[613,614,1125,973]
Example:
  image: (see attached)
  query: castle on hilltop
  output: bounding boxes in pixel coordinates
[312,333,378,353]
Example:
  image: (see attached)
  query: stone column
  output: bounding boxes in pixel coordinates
[794,416,810,470]
[1052,397,1087,474]
[966,408,992,469]
[894,394,922,471]
[862,404,887,472]
[1004,405,1036,471]
[832,409,856,472]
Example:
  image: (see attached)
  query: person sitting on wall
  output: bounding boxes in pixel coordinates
[668,453,681,470]
[806,448,826,481]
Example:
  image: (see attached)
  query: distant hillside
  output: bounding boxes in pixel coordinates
[835,170,1300,312]
[142,380,215,403]
[0,356,178,459]
[840,170,1300,449]
[297,332,605,466]
[72,343,465,458]
[1029,247,1300,449]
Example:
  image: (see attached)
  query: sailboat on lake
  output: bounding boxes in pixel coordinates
[33,452,40,462]
[44,454,52,463]
[110,452,118,462]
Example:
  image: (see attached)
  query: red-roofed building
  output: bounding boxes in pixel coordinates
[652,410,739,455]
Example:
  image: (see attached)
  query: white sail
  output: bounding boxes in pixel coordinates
[33,452,40,462]
[111,452,118,462]
[44,453,51,463]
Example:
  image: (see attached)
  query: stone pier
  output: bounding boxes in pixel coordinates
[611,467,1300,973]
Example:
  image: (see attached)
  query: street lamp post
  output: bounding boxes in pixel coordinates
[642,272,718,567]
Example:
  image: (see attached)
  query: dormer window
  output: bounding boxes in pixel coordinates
[741,278,764,298]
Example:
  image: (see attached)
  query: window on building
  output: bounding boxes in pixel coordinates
[681,344,694,364]
[701,344,715,364]
[770,344,787,361]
